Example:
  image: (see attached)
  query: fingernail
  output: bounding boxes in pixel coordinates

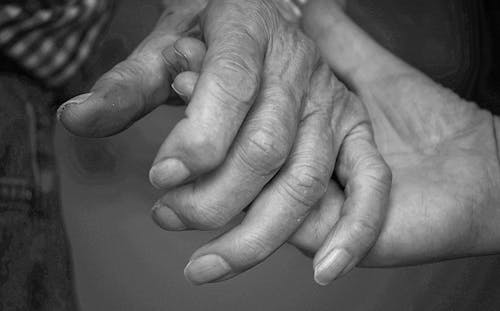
[173,45,189,68]
[171,83,189,102]
[314,248,352,286]
[57,93,93,121]
[184,254,232,285]
[149,158,191,189]
[151,201,187,231]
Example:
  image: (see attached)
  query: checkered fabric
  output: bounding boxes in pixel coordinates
[0,0,114,87]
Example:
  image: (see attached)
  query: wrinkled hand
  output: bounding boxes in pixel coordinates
[288,0,500,275]
[58,0,390,285]
[169,50,390,285]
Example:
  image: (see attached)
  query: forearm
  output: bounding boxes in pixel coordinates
[0,76,78,310]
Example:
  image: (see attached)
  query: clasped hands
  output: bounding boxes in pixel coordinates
[58,0,500,286]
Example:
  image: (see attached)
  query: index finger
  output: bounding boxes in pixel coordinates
[313,122,392,286]
[149,0,269,188]
[57,3,206,137]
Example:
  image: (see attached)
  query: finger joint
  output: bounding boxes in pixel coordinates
[278,163,329,208]
[237,126,291,177]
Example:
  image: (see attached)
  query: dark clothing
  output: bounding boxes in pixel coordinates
[0,1,114,309]
[0,74,77,310]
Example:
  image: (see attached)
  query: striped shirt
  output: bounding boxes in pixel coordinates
[0,0,307,87]
[0,0,114,87]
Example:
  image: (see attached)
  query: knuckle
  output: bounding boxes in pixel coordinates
[237,125,291,176]
[184,130,224,169]
[207,49,260,108]
[270,29,320,89]
[291,30,320,66]
[298,33,319,59]
[279,164,329,207]
[362,158,393,195]
[100,59,146,86]
[331,80,353,105]
[327,82,364,134]
[375,162,393,184]
[264,83,295,103]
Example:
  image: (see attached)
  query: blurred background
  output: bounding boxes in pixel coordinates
[55,0,500,310]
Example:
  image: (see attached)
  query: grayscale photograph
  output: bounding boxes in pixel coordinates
[1,0,500,310]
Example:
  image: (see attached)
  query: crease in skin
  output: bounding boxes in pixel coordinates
[162,33,344,287]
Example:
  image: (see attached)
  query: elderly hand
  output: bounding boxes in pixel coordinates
[58,0,390,285]
[288,0,500,281]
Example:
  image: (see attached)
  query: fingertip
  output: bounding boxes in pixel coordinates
[152,201,188,231]
[149,158,191,189]
[151,118,228,188]
[58,92,116,137]
[313,248,352,286]
[172,71,199,100]
[57,92,93,120]
[184,254,233,285]
[171,82,189,102]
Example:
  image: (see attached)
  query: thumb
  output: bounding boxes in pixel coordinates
[58,6,205,137]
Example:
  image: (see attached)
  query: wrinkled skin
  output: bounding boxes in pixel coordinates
[58,0,500,286]
[160,0,500,285]
[58,0,390,285]
[287,0,500,272]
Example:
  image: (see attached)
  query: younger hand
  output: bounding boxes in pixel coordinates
[289,0,500,276]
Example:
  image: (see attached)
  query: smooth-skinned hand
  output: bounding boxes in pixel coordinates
[284,0,500,284]
[58,0,391,285]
